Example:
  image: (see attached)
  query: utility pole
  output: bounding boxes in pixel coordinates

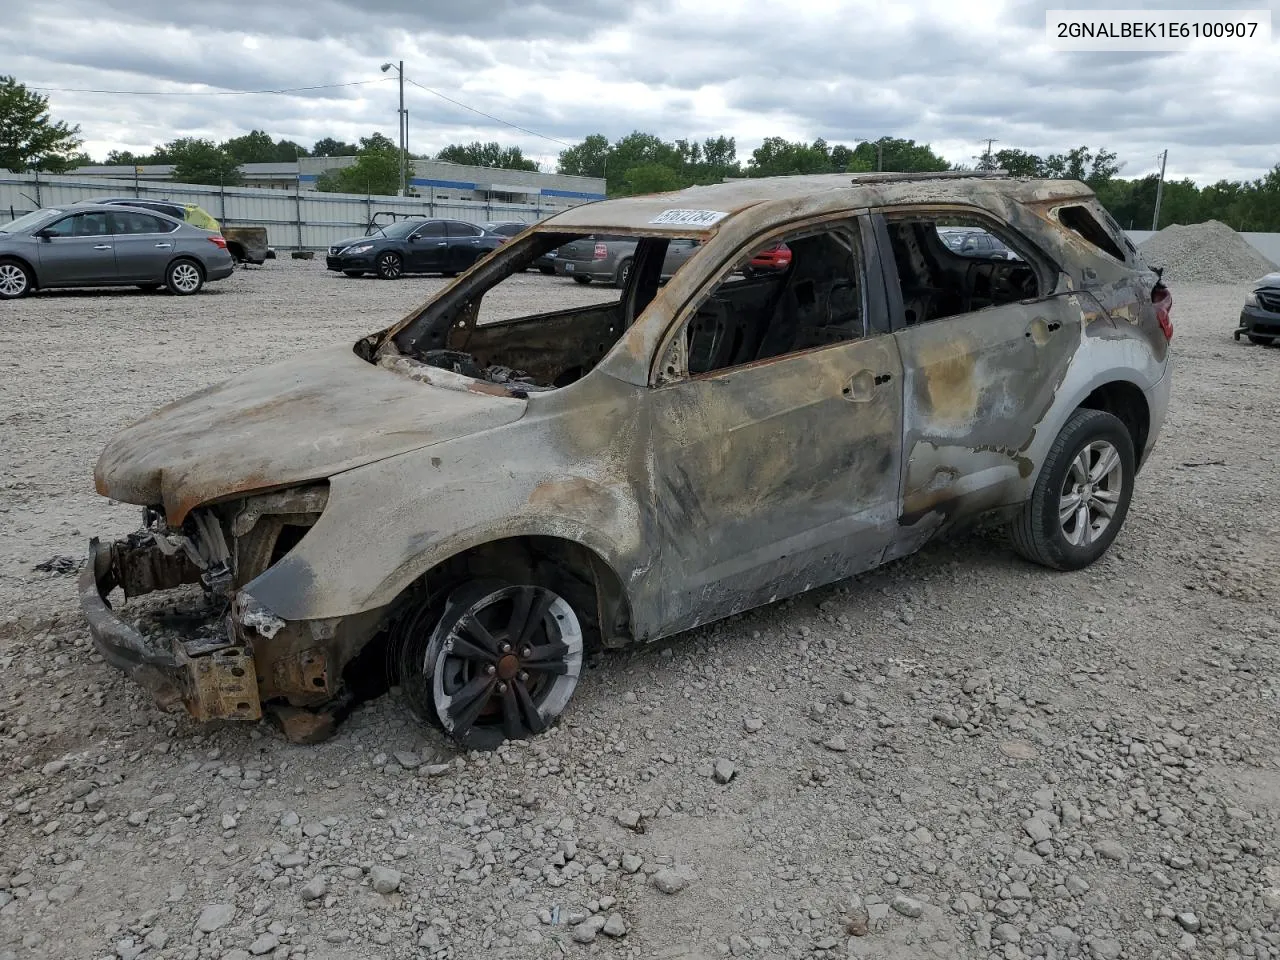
[382,61,407,196]
[1151,149,1168,231]
[875,140,883,172]
[980,138,999,171]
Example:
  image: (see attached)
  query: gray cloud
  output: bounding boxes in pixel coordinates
[2,0,1276,184]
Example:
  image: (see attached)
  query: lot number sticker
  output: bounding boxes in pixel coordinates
[649,209,728,226]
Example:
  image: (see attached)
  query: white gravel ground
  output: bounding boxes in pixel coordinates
[1,260,1278,960]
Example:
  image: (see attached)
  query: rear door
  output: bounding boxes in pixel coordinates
[660,239,701,279]
[35,211,117,284]
[406,220,448,272]
[108,211,179,281]
[874,210,1084,555]
[445,221,486,272]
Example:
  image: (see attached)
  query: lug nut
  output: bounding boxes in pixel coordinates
[521,647,532,658]
[485,664,496,675]
[518,671,529,682]
[501,643,512,654]
[496,682,507,693]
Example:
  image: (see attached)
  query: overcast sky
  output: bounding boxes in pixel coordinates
[4,0,1278,184]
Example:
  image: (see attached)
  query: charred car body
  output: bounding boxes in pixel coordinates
[84,172,1172,749]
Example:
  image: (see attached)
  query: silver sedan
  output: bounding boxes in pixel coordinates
[0,203,235,299]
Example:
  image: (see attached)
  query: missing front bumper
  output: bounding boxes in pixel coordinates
[79,536,262,721]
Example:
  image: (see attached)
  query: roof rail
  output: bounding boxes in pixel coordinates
[848,170,1010,185]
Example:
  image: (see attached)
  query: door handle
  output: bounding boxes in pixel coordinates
[154,243,172,248]
[436,241,447,246]
[841,369,878,402]
[93,244,112,250]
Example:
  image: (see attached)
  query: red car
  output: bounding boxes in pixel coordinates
[745,241,791,276]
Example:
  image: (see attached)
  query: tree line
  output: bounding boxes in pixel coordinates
[3,75,1279,231]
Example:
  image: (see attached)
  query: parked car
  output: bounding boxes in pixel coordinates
[937,225,1018,260]
[553,235,701,287]
[0,203,235,299]
[743,241,792,277]
[86,198,273,265]
[82,172,1171,749]
[326,218,506,279]
[1235,272,1280,345]
[484,221,531,238]
[533,247,560,274]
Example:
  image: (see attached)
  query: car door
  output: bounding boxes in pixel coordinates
[874,210,1085,557]
[445,221,486,272]
[660,239,700,279]
[35,211,117,284]
[108,211,179,282]
[406,220,448,272]
[645,216,904,634]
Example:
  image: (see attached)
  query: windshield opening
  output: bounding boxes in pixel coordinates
[369,229,704,396]
[1,209,61,233]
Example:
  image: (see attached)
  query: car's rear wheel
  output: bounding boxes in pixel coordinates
[573,276,591,285]
[166,259,204,296]
[0,259,34,299]
[614,258,633,289]
[343,270,365,278]
[376,252,403,280]
[1009,408,1135,571]
[400,580,584,750]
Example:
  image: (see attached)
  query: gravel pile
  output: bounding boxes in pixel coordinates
[2,266,1279,959]
[1138,220,1277,283]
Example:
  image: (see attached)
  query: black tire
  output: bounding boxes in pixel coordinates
[375,252,403,280]
[0,258,34,299]
[614,258,633,289]
[165,259,204,296]
[1247,334,1275,346]
[136,283,161,292]
[343,270,365,278]
[1009,408,1135,571]
[573,275,592,285]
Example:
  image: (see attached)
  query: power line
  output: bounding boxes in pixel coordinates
[31,79,386,97]
[403,77,573,148]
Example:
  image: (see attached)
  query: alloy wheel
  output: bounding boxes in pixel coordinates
[0,263,29,298]
[169,262,201,293]
[1059,439,1123,547]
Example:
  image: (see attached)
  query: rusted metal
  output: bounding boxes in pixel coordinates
[175,642,261,722]
[85,173,1171,741]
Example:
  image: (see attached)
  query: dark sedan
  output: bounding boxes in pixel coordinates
[326,219,506,280]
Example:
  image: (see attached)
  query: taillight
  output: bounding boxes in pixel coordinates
[593,242,608,260]
[1153,283,1173,341]
[208,235,228,249]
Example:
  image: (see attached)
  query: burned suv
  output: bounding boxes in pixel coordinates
[84,172,1172,749]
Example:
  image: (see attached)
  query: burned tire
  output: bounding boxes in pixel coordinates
[401,579,583,750]
[1009,408,1135,571]
[573,275,591,285]
[166,258,204,295]
[0,258,34,299]
[375,252,403,280]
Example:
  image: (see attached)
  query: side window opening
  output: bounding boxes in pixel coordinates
[678,222,866,378]
[1057,204,1127,262]
[885,214,1041,327]
[382,232,701,395]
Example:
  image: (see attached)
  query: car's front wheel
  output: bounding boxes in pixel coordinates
[376,252,403,280]
[166,259,204,295]
[0,259,34,299]
[1009,408,1135,571]
[399,580,584,750]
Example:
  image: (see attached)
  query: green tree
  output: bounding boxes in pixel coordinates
[992,148,1044,177]
[557,134,611,181]
[222,130,310,164]
[315,133,403,195]
[854,137,951,173]
[311,137,358,157]
[0,75,83,172]
[621,163,683,195]
[436,140,538,170]
[162,138,243,185]
[747,137,833,177]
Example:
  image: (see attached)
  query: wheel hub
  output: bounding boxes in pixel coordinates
[497,654,520,680]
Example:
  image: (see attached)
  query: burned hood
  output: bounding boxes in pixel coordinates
[95,344,526,523]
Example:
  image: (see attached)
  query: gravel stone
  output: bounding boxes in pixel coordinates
[713,759,736,783]
[651,868,691,894]
[1138,220,1277,282]
[890,895,922,918]
[369,866,401,894]
[194,904,234,933]
[298,876,326,901]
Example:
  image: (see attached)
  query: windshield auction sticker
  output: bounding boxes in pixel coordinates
[1047,9,1271,50]
[650,209,729,226]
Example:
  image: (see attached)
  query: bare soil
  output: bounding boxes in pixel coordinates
[1,262,1278,960]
